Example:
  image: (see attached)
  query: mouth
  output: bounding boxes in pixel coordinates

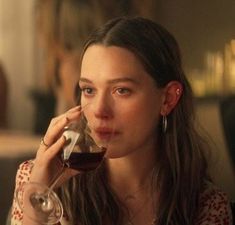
[93,127,119,141]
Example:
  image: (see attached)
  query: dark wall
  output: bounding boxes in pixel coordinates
[153,0,235,70]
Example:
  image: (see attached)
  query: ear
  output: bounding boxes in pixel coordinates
[160,81,183,116]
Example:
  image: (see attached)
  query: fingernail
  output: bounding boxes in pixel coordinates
[65,137,71,146]
[75,105,81,110]
[62,134,67,142]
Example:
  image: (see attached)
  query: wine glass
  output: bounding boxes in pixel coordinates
[16,108,113,224]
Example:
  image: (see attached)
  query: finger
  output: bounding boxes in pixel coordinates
[45,135,66,161]
[40,106,82,150]
[39,116,69,149]
[67,105,81,112]
[65,108,82,122]
[39,138,50,151]
[45,108,81,143]
[48,106,81,128]
[45,111,82,145]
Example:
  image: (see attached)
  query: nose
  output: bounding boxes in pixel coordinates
[92,92,113,120]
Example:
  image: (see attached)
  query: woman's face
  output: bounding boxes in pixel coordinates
[79,45,164,158]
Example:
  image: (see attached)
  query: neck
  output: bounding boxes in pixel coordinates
[106,146,159,225]
[106,145,157,195]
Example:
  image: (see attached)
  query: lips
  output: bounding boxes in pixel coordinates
[94,127,118,141]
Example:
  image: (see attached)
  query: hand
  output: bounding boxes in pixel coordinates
[30,106,81,187]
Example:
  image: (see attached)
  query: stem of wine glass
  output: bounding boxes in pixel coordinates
[47,163,66,192]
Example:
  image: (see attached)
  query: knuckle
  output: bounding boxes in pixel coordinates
[51,117,58,124]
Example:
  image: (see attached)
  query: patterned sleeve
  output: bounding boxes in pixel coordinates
[11,160,69,225]
[11,160,34,225]
[197,185,233,225]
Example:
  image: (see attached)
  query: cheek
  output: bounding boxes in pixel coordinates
[105,100,161,158]
[106,113,160,158]
[118,103,160,136]
[117,98,160,123]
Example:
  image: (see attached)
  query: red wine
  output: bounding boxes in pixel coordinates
[66,151,106,171]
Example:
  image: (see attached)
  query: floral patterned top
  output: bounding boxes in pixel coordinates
[11,160,233,225]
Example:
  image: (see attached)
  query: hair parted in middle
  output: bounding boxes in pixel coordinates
[61,17,210,225]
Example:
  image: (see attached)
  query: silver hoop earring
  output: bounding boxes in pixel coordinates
[162,115,168,133]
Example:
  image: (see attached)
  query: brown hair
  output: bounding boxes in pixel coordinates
[60,17,210,225]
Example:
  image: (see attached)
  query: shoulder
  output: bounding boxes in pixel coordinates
[196,182,233,225]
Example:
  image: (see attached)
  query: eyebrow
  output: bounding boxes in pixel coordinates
[79,77,140,85]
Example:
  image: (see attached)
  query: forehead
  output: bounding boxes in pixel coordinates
[80,45,148,81]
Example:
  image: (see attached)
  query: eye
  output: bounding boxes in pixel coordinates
[114,87,131,96]
[81,87,95,96]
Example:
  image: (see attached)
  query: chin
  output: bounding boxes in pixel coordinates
[105,151,122,159]
[104,146,133,159]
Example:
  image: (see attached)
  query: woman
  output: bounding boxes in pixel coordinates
[12,17,232,225]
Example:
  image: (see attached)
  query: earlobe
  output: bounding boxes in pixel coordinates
[160,81,183,116]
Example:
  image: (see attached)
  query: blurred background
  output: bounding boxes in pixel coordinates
[0,0,235,224]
